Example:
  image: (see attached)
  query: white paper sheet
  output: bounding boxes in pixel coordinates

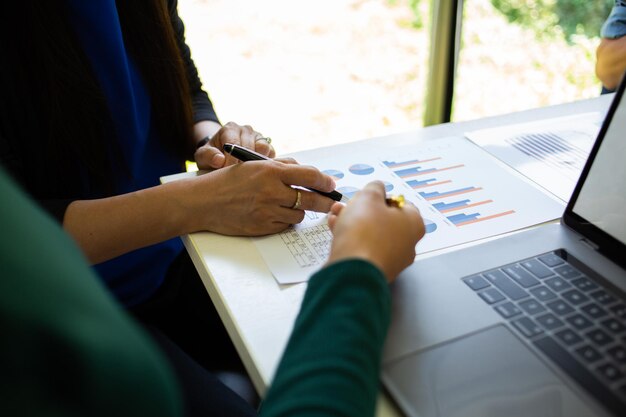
[253,136,565,284]
[465,112,603,202]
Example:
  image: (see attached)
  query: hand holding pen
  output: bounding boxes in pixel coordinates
[224,143,407,208]
[224,143,348,203]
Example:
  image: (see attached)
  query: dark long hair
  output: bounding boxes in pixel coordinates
[1,0,193,195]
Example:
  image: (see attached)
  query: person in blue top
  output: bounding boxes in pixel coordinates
[597,1,626,92]
[0,0,336,411]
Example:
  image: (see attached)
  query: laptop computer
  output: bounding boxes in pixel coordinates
[382,79,626,417]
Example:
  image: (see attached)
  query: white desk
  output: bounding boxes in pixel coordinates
[179,95,613,416]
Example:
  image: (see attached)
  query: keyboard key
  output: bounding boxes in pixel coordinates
[529,286,557,302]
[601,318,626,334]
[546,299,575,316]
[478,288,505,304]
[580,303,609,320]
[575,345,603,363]
[596,363,625,383]
[518,299,547,316]
[483,269,528,301]
[590,290,617,306]
[544,276,572,293]
[555,328,584,346]
[555,264,582,280]
[609,303,626,320]
[570,277,599,292]
[494,302,522,319]
[462,274,490,291]
[502,264,540,288]
[586,329,614,347]
[561,289,589,306]
[608,346,626,365]
[536,313,565,331]
[520,259,554,278]
[512,317,543,338]
[538,253,564,267]
[565,314,593,331]
[534,336,626,416]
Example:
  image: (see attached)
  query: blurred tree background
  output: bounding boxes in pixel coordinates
[402,0,612,41]
[390,0,613,121]
[491,0,613,42]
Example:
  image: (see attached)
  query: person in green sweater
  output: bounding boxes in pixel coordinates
[0,166,424,417]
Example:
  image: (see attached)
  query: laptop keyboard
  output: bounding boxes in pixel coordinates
[463,250,626,415]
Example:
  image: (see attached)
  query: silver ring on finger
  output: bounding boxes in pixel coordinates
[255,136,272,145]
[291,189,303,210]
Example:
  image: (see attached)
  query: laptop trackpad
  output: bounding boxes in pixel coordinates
[383,325,599,417]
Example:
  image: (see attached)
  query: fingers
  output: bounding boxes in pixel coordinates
[300,189,335,213]
[274,206,307,225]
[278,164,336,193]
[254,137,275,158]
[210,122,252,149]
[217,122,275,157]
[283,187,335,213]
[352,181,386,204]
[195,145,226,169]
[195,122,276,169]
[274,157,299,165]
[327,202,345,231]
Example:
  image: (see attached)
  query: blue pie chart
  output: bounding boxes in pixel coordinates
[424,218,438,234]
[349,163,375,175]
[337,186,360,200]
[323,169,344,180]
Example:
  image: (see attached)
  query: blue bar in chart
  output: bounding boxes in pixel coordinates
[419,186,481,200]
[383,159,421,168]
[447,210,516,227]
[383,157,441,169]
[408,178,437,187]
[433,199,471,212]
[447,212,481,225]
[395,166,436,177]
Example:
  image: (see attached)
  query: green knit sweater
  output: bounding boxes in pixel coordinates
[0,168,390,417]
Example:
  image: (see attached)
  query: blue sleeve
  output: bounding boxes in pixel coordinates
[601,2,626,39]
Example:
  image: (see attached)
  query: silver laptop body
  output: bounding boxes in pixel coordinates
[382,80,626,417]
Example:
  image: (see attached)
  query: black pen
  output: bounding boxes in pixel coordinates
[223,143,347,202]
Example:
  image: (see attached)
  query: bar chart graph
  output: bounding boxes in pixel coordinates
[384,152,520,229]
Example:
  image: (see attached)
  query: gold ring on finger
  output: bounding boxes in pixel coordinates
[291,189,303,210]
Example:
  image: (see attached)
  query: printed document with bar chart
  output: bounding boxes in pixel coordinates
[253,136,565,284]
[465,112,602,201]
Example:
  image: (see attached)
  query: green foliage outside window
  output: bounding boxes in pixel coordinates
[490,0,613,41]
[393,0,613,41]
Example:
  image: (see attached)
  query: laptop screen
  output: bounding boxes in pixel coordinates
[565,78,626,266]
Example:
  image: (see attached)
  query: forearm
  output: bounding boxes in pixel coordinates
[63,179,200,264]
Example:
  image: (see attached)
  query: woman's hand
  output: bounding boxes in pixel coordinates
[326,181,425,283]
[194,121,275,169]
[184,159,335,236]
